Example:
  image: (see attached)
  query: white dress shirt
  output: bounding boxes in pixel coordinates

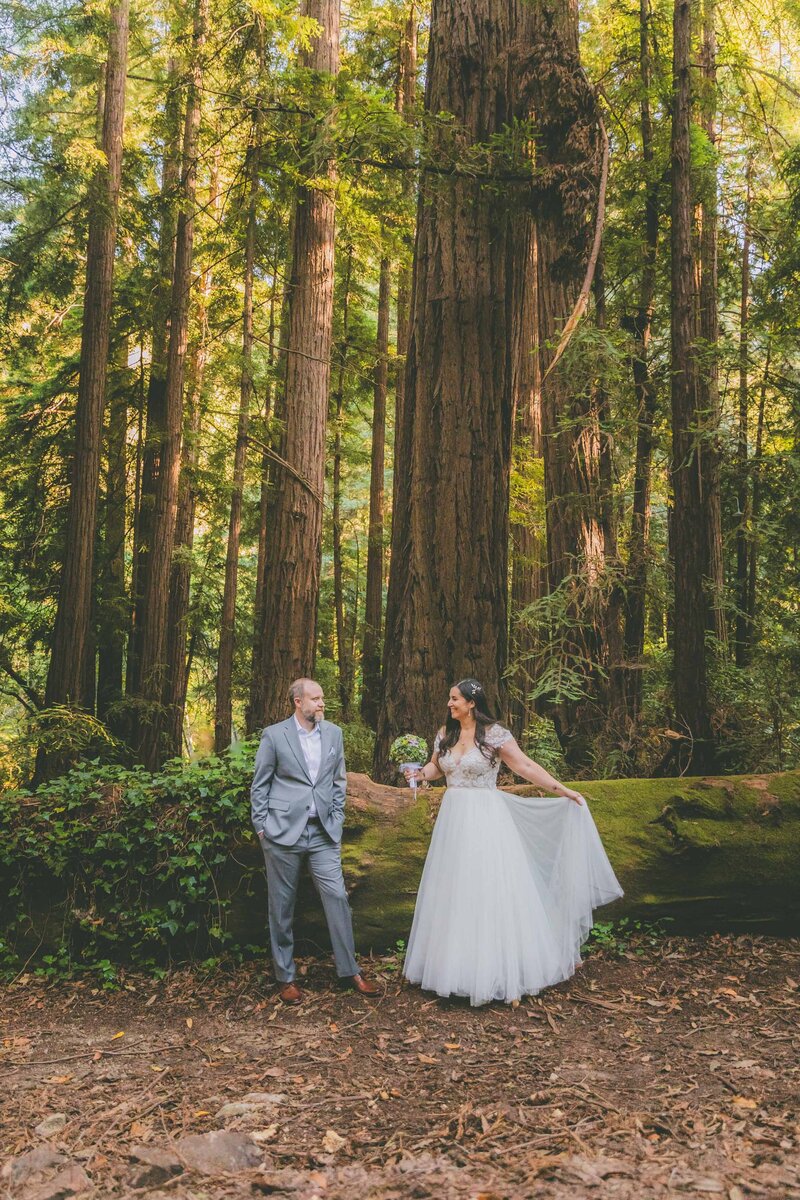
[294,715,322,819]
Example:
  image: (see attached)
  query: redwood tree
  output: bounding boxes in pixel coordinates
[253,0,340,728]
[40,0,129,745]
[527,0,606,765]
[622,0,660,721]
[670,0,714,768]
[135,0,207,768]
[375,0,543,775]
[214,133,260,752]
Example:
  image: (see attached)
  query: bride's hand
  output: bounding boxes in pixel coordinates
[403,766,423,784]
[561,787,585,806]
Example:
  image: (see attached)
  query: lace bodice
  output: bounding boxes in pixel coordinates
[434,724,514,788]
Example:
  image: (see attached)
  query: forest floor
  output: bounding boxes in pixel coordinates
[1,935,799,1200]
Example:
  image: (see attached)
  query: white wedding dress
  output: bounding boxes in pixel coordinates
[403,725,623,1006]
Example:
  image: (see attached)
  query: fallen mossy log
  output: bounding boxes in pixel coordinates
[4,766,799,969]
[223,770,800,952]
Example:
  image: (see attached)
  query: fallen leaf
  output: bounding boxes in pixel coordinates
[444,1043,462,1051]
[46,1074,73,1084]
[251,1125,278,1142]
[193,1110,210,1118]
[309,1170,328,1187]
[322,1129,346,1153]
[186,1017,193,1028]
[417,1053,439,1065]
[111,1031,125,1040]
[732,1096,757,1109]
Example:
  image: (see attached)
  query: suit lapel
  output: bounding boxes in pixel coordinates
[318,720,330,770]
[283,717,312,784]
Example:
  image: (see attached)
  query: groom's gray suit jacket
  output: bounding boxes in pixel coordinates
[250,717,347,846]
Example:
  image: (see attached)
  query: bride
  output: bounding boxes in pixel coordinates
[403,678,623,1006]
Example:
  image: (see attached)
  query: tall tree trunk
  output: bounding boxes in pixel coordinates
[162,144,221,761]
[136,0,207,769]
[215,135,261,753]
[392,3,418,521]
[246,256,280,735]
[254,0,340,728]
[698,0,727,648]
[332,249,353,720]
[97,336,130,727]
[375,0,545,778]
[747,348,769,640]
[508,225,546,740]
[670,0,714,769]
[529,0,605,767]
[39,0,129,773]
[623,0,660,721]
[735,175,751,666]
[360,252,391,729]
[128,59,181,699]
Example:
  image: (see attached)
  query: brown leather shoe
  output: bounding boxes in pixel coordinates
[278,981,304,1005]
[347,973,380,996]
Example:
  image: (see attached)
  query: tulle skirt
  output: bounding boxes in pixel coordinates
[403,787,623,1006]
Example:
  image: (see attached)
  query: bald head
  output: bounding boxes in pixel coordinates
[289,678,325,727]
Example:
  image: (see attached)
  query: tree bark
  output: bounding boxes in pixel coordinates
[39,0,129,773]
[96,336,130,728]
[332,249,353,720]
[254,0,340,728]
[135,0,207,769]
[747,348,769,638]
[735,175,751,666]
[392,4,418,522]
[162,146,221,761]
[698,0,727,649]
[215,134,261,753]
[246,256,280,735]
[623,0,660,721]
[527,0,605,767]
[375,0,544,778]
[670,0,714,769]
[360,252,391,729]
[128,58,181,699]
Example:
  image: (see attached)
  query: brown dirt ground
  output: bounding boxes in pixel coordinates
[1,935,799,1199]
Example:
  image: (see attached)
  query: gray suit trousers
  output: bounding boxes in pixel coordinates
[261,822,358,982]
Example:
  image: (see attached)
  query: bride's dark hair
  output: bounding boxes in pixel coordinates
[439,678,501,764]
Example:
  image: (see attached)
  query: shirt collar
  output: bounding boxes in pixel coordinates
[294,715,321,737]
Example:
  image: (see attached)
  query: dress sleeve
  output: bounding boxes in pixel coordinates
[433,730,443,757]
[485,724,514,749]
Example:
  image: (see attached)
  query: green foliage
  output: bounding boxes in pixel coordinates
[340,721,377,775]
[0,742,259,981]
[583,917,673,958]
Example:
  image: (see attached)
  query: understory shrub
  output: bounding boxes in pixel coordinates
[0,740,259,981]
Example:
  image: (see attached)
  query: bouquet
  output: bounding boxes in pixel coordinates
[389,734,429,791]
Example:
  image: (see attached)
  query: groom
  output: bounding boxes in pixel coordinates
[251,678,379,1004]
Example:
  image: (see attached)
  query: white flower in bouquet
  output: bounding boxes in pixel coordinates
[389,734,429,790]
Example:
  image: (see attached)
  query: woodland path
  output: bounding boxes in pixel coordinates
[1,936,798,1199]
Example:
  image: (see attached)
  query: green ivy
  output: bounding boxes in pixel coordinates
[0,740,261,983]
